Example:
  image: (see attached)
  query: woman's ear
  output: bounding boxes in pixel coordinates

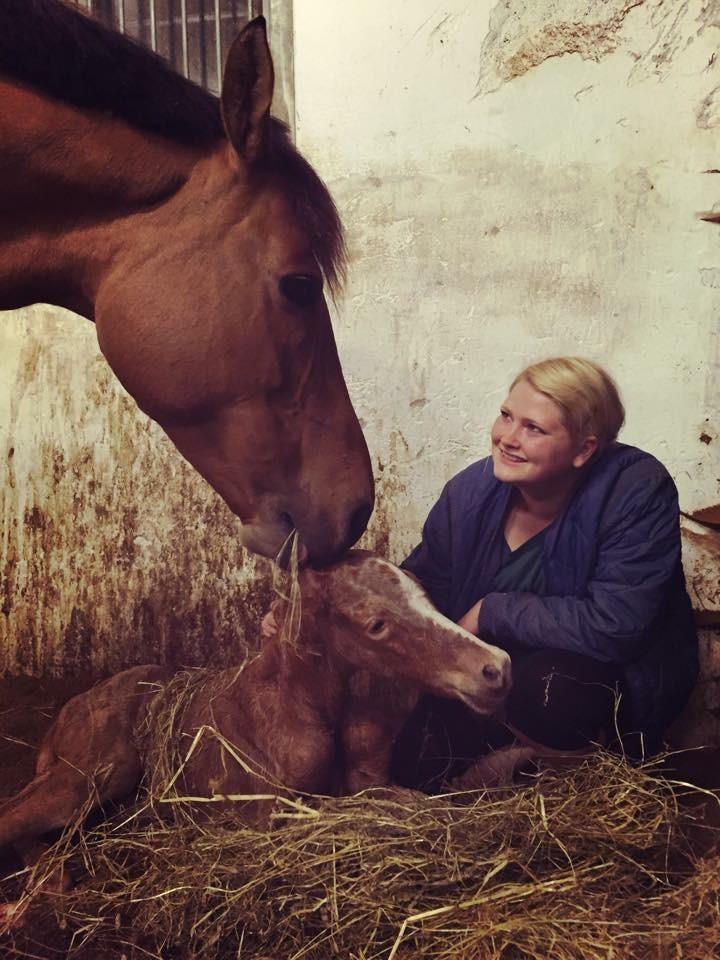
[573,435,599,469]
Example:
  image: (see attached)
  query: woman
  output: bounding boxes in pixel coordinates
[394,357,698,784]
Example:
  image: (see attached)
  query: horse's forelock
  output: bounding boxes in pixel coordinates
[266,123,347,296]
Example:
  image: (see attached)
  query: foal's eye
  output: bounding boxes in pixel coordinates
[367,618,386,636]
[279,273,323,308]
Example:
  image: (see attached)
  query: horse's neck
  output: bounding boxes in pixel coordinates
[0,82,200,316]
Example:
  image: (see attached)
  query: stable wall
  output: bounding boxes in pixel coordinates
[1,3,719,724]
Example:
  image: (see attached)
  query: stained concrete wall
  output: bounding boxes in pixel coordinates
[1,2,719,741]
[0,308,273,675]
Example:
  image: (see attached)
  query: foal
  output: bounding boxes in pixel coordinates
[0,553,510,924]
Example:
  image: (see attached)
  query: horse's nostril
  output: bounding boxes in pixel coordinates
[482,663,501,686]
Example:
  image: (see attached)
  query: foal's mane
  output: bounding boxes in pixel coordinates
[0,0,346,291]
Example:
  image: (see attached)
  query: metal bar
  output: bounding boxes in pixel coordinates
[117,0,125,31]
[149,0,158,51]
[179,0,189,77]
[214,0,222,90]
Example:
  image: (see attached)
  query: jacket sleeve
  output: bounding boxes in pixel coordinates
[478,471,682,663]
[401,482,454,616]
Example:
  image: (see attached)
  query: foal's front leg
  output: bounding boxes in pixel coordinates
[340,673,418,795]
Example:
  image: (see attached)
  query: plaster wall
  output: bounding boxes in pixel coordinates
[1,1,719,701]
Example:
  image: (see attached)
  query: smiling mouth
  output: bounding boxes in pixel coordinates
[499,448,527,464]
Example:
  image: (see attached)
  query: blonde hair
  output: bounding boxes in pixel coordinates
[511,357,625,449]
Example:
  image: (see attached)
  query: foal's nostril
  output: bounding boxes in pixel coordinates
[482,663,502,687]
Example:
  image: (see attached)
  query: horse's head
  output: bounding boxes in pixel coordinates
[93,20,373,564]
[300,553,511,716]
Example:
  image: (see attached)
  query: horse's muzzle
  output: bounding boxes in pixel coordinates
[279,495,375,567]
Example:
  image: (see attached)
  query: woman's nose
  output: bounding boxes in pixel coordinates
[503,422,521,446]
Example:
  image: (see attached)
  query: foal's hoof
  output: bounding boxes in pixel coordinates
[366,786,425,805]
[450,746,537,790]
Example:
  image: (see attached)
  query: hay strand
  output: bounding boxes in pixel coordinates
[272,529,303,652]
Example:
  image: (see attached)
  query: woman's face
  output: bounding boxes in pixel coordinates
[491,379,597,491]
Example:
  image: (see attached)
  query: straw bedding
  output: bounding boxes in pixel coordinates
[2,549,719,957]
[2,748,719,960]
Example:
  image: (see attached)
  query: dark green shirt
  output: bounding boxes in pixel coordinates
[492,528,548,595]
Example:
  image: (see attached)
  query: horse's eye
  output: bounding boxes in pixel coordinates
[367,618,386,636]
[279,273,323,308]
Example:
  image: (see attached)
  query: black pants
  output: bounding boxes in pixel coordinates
[391,648,628,790]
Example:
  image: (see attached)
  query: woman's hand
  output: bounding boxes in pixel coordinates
[260,598,285,638]
[457,599,483,636]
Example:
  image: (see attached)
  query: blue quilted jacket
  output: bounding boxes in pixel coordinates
[402,443,698,747]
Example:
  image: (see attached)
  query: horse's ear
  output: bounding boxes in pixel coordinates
[221,16,274,166]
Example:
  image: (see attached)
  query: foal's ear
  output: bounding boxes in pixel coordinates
[221,16,274,166]
[298,567,326,595]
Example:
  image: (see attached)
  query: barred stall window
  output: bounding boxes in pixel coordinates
[72,0,293,126]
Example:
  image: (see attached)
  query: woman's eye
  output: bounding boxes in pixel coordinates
[500,410,511,420]
[279,274,323,308]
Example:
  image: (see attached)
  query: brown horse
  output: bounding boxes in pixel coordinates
[0,553,511,926]
[0,1,373,563]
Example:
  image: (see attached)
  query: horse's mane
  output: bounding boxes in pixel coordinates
[0,0,223,143]
[0,0,346,290]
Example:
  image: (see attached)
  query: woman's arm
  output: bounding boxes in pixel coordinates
[477,472,683,663]
[401,483,455,616]
[457,598,483,634]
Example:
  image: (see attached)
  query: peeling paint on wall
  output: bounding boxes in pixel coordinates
[476,0,720,96]
[696,85,720,128]
[476,0,646,95]
[680,517,720,623]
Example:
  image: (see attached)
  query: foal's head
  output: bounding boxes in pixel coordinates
[300,553,511,716]
[92,19,373,563]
